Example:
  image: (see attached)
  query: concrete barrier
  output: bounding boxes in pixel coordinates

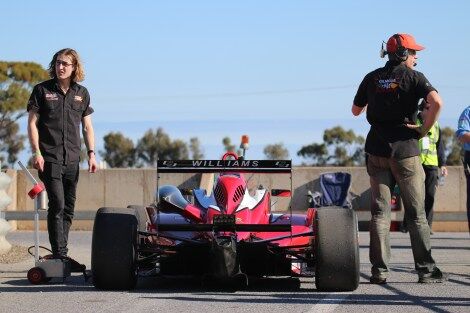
[4,166,468,232]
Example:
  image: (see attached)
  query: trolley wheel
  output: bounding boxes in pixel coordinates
[27,267,46,284]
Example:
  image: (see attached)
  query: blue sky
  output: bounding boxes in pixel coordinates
[2,0,469,165]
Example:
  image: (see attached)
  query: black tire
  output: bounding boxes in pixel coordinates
[127,205,147,232]
[314,207,360,291]
[92,207,138,290]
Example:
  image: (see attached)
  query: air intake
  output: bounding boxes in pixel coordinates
[232,185,245,203]
[214,184,226,208]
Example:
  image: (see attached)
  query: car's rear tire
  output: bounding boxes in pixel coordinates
[314,207,360,291]
[127,205,148,232]
[92,207,138,290]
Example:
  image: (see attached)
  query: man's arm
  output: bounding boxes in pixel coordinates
[27,111,44,172]
[82,115,97,173]
[456,107,470,143]
[436,127,448,176]
[458,133,470,144]
[352,104,366,116]
[421,91,443,136]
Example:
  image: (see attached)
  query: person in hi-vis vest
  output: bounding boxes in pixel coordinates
[402,99,447,233]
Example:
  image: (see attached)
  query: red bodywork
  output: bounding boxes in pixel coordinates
[149,171,313,246]
[145,157,316,279]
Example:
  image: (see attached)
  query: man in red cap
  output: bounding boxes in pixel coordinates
[351,33,447,284]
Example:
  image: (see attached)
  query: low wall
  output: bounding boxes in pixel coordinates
[5,166,468,232]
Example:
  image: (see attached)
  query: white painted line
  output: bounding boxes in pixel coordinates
[307,293,351,313]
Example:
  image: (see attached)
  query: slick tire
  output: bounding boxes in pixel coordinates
[127,205,148,232]
[314,207,360,291]
[92,207,138,290]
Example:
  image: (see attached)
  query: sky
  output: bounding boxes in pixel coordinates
[1,0,469,165]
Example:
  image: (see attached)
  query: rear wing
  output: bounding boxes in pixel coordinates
[154,159,293,233]
[157,159,292,173]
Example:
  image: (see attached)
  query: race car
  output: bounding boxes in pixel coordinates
[91,152,360,291]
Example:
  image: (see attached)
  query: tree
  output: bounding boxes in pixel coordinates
[1,122,24,166]
[167,139,189,160]
[189,137,204,159]
[0,61,48,166]
[263,143,289,160]
[323,126,365,166]
[136,127,189,167]
[297,126,365,166]
[222,137,236,153]
[441,126,462,165]
[101,132,136,168]
[221,136,242,157]
[297,143,328,166]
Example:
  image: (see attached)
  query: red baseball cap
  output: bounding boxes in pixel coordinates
[386,33,425,52]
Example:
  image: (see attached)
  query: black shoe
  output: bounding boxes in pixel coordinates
[370,276,387,284]
[43,254,67,260]
[64,256,86,272]
[47,255,86,272]
[418,268,448,283]
[400,224,408,233]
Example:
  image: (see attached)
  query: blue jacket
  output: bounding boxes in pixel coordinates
[456,106,470,152]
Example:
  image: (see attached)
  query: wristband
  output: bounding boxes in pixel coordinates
[87,150,95,156]
[33,150,42,157]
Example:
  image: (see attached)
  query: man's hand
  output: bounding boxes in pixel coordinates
[352,104,366,116]
[33,155,45,172]
[405,123,425,138]
[88,154,98,173]
[440,166,448,177]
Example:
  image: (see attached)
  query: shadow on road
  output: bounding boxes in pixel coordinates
[138,273,469,311]
[135,276,315,293]
[0,274,93,293]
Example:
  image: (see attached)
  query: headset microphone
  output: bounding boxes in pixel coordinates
[380,41,387,58]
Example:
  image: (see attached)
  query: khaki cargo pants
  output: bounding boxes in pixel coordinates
[367,155,437,278]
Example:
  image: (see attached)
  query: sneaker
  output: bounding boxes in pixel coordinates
[44,255,86,272]
[370,275,387,284]
[418,268,448,283]
[42,254,67,260]
[64,256,86,273]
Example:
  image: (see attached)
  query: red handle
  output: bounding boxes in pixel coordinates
[28,183,45,199]
[222,152,238,160]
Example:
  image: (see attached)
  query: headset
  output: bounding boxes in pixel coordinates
[379,34,408,61]
[393,34,408,61]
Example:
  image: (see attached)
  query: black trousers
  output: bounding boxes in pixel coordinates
[39,162,79,256]
[423,165,439,227]
[402,165,438,229]
[465,151,470,234]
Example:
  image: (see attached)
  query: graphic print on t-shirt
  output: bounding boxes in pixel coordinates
[376,78,399,93]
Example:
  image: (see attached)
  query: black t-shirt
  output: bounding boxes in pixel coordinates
[27,79,94,164]
[354,61,436,159]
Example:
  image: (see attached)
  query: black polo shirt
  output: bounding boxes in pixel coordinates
[27,79,94,164]
[354,61,436,159]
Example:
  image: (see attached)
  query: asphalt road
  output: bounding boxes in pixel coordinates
[0,231,469,313]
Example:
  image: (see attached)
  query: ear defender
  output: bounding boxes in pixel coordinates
[394,34,408,61]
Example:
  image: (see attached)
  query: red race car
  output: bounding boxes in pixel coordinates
[91,152,360,291]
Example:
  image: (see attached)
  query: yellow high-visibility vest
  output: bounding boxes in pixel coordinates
[418,119,439,166]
